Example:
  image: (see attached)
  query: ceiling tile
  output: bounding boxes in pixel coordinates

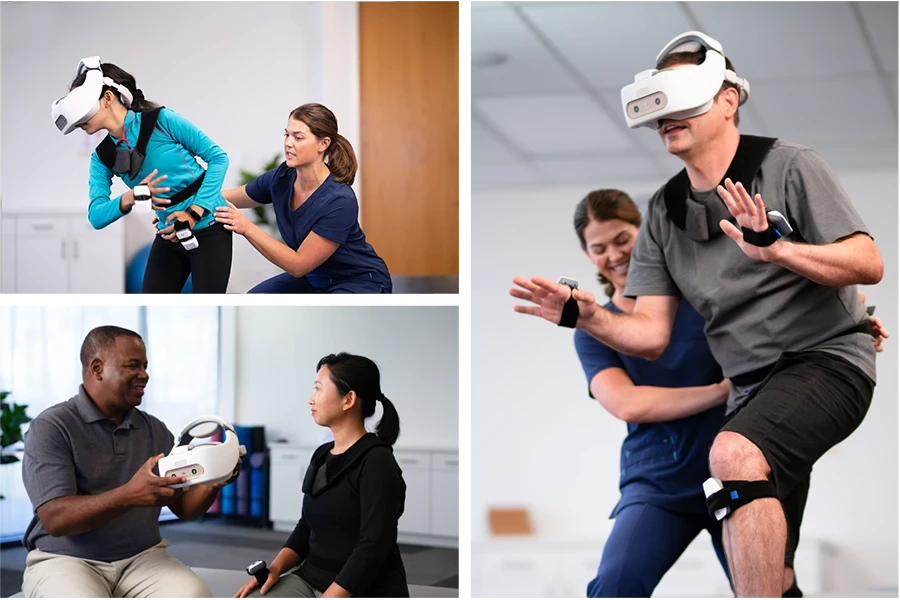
[750,75,895,147]
[472,6,582,98]
[473,163,546,190]
[472,119,523,165]
[475,93,633,155]
[688,2,876,79]
[463,0,507,8]
[532,154,663,187]
[857,1,898,72]
[521,2,695,92]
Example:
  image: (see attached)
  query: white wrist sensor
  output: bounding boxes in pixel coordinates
[133,185,152,213]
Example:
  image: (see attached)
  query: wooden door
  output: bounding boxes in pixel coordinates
[360,2,459,276]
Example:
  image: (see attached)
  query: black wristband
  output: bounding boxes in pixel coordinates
[186,207,204,222]
[558,286,579,328]
[741,226,779,247]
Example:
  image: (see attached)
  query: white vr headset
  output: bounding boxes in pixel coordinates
[621,31,749,129]
[51,56,134,135]
[158,415,247,490]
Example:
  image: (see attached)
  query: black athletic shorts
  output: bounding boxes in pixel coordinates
[721,350,874,566]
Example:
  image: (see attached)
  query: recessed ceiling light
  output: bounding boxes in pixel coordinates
[472,51,509,68]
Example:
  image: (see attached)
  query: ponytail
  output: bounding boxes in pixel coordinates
[69,62,159,113]
[375,395,401,446]
[128,87,159,112]
[325,134,358,186]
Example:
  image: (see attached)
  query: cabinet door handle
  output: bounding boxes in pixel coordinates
[444,460,459,466]
[73,240,79,260]
[61,240,66,260]
[278,454,298,460]
[32,224,53,231]
[398,459,420,465]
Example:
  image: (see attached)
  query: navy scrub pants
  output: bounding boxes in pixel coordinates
[586,503,730,598]
[248,272,392,294]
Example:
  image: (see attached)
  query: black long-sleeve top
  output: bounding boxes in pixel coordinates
[284,433,409,597]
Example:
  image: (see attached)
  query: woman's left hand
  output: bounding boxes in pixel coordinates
[215,202,254,236]
[157,211,198,242]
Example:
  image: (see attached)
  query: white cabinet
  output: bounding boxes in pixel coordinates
[1,218,17,292]
[269,447,312,532]
[395,451,431,535]
[429,453,458,537]
[2,215,124,293]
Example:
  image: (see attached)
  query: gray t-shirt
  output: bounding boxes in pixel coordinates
[22,386,175,561]
[625,140,876,411]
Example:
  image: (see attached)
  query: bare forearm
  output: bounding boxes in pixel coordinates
[244,224,314,277]
[222,187,261,209]
[39,486,130,537]
[611,383,726,423]
[270,547,302,575]
[579,308,669,360]
[773,237,883,287]
[323,582,352,598]
[174,485,219,520]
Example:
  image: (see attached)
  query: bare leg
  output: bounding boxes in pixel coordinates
[710,431,785,597]
[783,566,795,594]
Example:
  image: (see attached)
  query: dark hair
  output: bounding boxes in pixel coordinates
[80,326,143,370]
[656,49,741,127]
[289,103,358,185]
[316,353,400,445]
[573,189,643,297]
[69,63,160,112]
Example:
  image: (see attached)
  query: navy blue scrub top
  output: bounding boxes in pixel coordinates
[574,298,725,516]
[246,163,391,289]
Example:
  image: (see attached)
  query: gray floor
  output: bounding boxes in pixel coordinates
[0,519,457,597]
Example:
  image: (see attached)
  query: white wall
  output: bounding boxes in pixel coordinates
[0,1,359,270]
[472,167,898,589]
[232,306,458,451]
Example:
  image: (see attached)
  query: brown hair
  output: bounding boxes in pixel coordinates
[70,63,160,113]
[289,103,358,185]
[656,50,741,127]
[573,189,643,297]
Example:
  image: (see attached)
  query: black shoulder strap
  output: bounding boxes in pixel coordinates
[135,107,163,156]
[94,107,165,172]
[664,135,778,231]
[95,136,117,170]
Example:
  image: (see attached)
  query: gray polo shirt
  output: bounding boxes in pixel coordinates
[22,385,175,562]
[625,140,876,411]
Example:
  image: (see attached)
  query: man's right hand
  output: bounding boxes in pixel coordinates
[510,275,598,326]
[234,565,282,597]
[122,454,186,507]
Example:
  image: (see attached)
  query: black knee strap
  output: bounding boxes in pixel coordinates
[705,478,778,520]
[782,578,803,598]
[558,286,579,328]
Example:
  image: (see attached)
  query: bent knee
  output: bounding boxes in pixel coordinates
[709,431,770,480]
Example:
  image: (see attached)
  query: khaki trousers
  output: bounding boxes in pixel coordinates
[22,539,211,598]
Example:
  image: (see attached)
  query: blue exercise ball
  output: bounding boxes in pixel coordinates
[126,243,192,293]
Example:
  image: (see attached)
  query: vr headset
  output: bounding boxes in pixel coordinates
[620,31,749,129]
[51,56,134,135]
[158,415,246,489]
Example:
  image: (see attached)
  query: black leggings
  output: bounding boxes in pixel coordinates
[141,223,232,293]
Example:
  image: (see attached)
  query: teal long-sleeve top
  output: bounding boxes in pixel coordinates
[87,107,228,231]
